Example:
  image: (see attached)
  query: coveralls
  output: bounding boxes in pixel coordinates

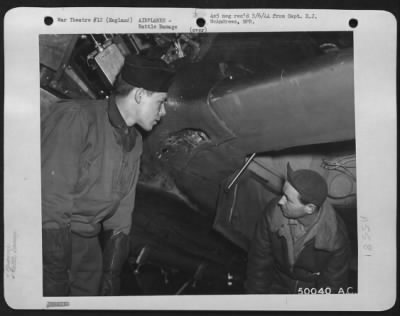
[41,96,142,296]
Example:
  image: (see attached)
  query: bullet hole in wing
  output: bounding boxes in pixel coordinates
[157,129,211,160]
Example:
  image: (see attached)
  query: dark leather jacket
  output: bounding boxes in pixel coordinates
[245,198,351,294]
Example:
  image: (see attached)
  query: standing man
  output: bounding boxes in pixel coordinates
[245,163,351,294]
[41,54,174,296]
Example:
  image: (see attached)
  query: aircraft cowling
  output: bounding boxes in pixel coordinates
[142,49,355,214]
[209,49,355,153]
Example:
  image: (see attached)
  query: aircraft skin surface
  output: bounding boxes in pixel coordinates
[145,48,354,213]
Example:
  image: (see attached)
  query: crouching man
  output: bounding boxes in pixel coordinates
[245,163,351,294]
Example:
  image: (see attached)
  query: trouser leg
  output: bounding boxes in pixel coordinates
[42,226,71,297]
[69,233,103,296]
[100,231,130,295]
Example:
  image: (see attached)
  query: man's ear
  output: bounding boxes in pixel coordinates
[134,88,144,104]
[304,204,317,215]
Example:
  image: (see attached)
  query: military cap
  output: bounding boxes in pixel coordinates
[121,54,174,92]
[287,162,328,207]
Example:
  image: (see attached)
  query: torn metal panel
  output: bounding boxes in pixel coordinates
[156,129,211,161]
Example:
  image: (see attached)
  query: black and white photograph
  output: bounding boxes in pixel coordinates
[3,7,397,311]
[39,31,357,297]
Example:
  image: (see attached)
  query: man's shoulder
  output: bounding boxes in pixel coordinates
[333,209,351,245]
[314,203,350,251]
[42,99,108,136]
[321,203,349,235]
[49,99,106,121]
[61,98,105,111]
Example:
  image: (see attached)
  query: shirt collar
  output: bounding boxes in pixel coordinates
[108,95,128,130]
[107,94,138,152]
[273,202,340,251]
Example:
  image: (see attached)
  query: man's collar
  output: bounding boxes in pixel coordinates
[108,95,128,130]
[107,95,138,152]
[297,210,320,229]
[270,201,341,251]
[309,202,341,251]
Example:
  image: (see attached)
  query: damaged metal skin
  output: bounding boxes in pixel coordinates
[157,129,211,161]
[143,48,354,213]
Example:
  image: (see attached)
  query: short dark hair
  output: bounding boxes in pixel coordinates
[298,195,320,211]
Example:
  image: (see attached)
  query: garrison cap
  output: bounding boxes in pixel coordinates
[286,162,328,207]
[121,54,174,92]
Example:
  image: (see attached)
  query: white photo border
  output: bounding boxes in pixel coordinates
[3,7,397,311]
